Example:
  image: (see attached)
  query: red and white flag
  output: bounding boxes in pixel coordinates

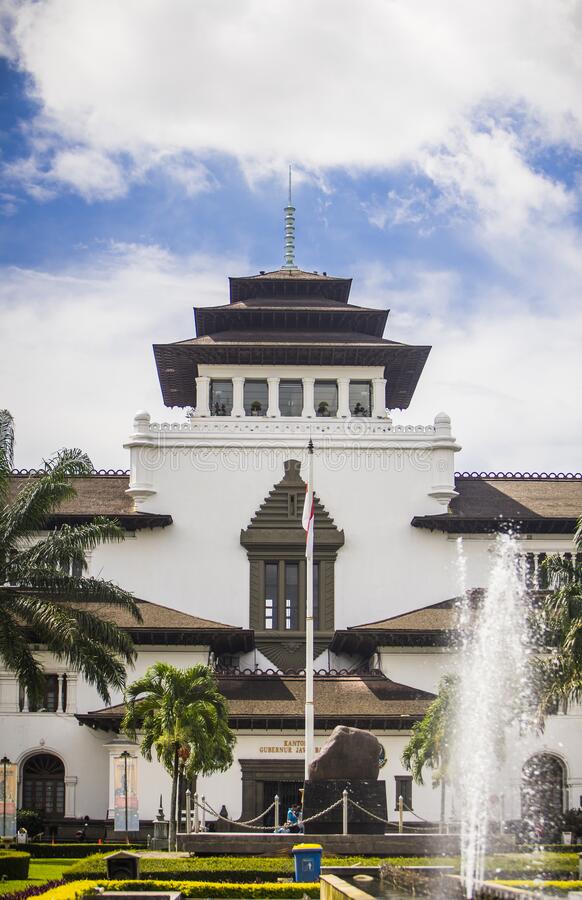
[302,449,314,559]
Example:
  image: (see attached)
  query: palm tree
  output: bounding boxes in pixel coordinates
[0,409,141,705]
[402,673,458,829]
[121,662,235,849]
[536,518,582,717]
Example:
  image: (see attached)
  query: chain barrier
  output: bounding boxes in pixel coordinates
[187,793,438,834]
[196,797,277,831]
[347,797,440,833]
[191,794,344,832]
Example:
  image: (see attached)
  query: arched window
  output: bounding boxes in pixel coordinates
[521,752,566,840]
[21,753,65,817]
[241,459,344,670]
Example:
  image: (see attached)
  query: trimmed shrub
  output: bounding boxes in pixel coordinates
[31,880,320,900]
[498,881,582,894]
[16,811,44,839]
[2,881,66,900]
[0,850,31,879]
[25,844,143,859]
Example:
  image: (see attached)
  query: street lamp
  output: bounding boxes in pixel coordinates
[120,751,130,844]
[1,757,10,839]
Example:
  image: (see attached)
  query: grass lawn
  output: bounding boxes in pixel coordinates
[0,858,76,896]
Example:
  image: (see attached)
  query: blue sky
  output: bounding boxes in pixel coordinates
[0,1,581,470]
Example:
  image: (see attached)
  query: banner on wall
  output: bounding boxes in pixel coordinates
[0,763,17,837]
[113,754,139,832]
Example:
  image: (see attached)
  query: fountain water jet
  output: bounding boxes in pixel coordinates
[453,535,533,899]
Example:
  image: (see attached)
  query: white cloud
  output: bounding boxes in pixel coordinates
[50,148,127,200]
[2,0,581,197]
[0,244,246,468]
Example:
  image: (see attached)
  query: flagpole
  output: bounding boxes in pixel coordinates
[304,439,315,780]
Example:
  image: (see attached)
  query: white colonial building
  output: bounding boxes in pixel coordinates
[2,238,581,839]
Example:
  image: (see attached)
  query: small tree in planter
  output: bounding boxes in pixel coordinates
[250,400,263,416]
[316,401,330,417]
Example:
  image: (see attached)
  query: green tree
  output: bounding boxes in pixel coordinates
[536,518,582,717]
[401,673,458,828]
[121,662,235,849]
[0,409,141,704]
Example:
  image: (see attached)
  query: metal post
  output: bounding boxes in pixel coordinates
[342,789,348,835]
[398,795,404,834]
[185,789,192,834]
[120,751,130,844]
[193,792,199,834]
[201,795,206,831]
[1,757,9,839]
[274,794,280,831]
[499,792,505,835]
[304,440,315,779]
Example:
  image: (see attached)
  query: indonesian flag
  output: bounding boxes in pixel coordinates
[302,449,314,559]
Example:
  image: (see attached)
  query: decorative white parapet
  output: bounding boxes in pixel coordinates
[124,410,158,505]
[428,411,461,507]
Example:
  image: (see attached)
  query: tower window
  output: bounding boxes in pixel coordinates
[349,381,371,417]
[210,380,233,416]
[315,381,338,417]
[279,381,303,417]
[264,563,278,629]
[285,562,299,630]
[244,380,268,416]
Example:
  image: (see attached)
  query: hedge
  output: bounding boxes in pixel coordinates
[0,851,30,879]
[32,880,320,899]
[498,881,582,894]
[24,845,143,859]
[66,853,455,882]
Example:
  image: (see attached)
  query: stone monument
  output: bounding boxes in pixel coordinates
[302,725,388,834]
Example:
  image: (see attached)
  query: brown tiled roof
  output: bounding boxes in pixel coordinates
[412,476,582,534]
[80,599,240,631]
[354,599,458,632]
[7,475,172,530]
[250,269,346,281]
[77,674,434,731]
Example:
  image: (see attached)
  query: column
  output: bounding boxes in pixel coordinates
[301,377,316,418]
[372,377,387,418]
[64,776,78,818]
[64,673,77,715]
[337,378,350,418]
[232,377,245,417]
[57,674,64,712]
[267,377,280,417]
[194,376,211,417]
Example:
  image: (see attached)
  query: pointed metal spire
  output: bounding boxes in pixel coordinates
[283,165,297,269]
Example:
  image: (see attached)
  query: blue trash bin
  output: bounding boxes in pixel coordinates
[292,843,323,882]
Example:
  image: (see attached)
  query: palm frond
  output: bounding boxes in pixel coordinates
[13,519,126,575]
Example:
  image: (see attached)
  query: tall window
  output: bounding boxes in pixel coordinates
[279,381,303,417]
[395,775,413,810]
[285,563,299,630]
[264,563,278,630]
[21,674,65,713]
[244,380,268,416]
[210,379,233,416]
[314,381,338,417]
[22,753,65,817]
[349,381,371,417]
[262,561,321,632]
